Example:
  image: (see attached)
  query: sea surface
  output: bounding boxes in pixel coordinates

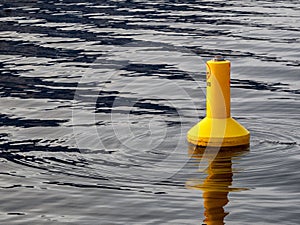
[0,0,299,224]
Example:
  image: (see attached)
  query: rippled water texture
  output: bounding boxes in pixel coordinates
[0,0,299,224]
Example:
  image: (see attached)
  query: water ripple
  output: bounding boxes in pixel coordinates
[0,0,299,224]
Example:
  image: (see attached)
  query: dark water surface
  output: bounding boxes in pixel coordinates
[0,0,299,224]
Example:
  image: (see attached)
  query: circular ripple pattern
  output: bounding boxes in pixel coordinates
[72,41,206,183]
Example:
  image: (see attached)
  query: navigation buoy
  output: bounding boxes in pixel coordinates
[187,56,250,147]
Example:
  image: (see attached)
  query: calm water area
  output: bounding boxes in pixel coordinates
[0,0,299,224]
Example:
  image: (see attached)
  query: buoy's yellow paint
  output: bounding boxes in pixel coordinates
[187,56,250,147]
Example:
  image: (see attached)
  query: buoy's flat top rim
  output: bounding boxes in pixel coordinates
[207,60,230,64]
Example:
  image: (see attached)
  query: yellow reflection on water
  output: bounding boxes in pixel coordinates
[186,145,249,225]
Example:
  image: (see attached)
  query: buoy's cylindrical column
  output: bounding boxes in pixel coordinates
[206,57,231,119]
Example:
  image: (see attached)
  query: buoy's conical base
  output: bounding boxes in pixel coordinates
[187,117,250,147]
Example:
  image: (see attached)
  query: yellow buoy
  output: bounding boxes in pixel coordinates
[187,56,250,147]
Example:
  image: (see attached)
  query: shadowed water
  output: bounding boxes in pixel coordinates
[0,0,299,224]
